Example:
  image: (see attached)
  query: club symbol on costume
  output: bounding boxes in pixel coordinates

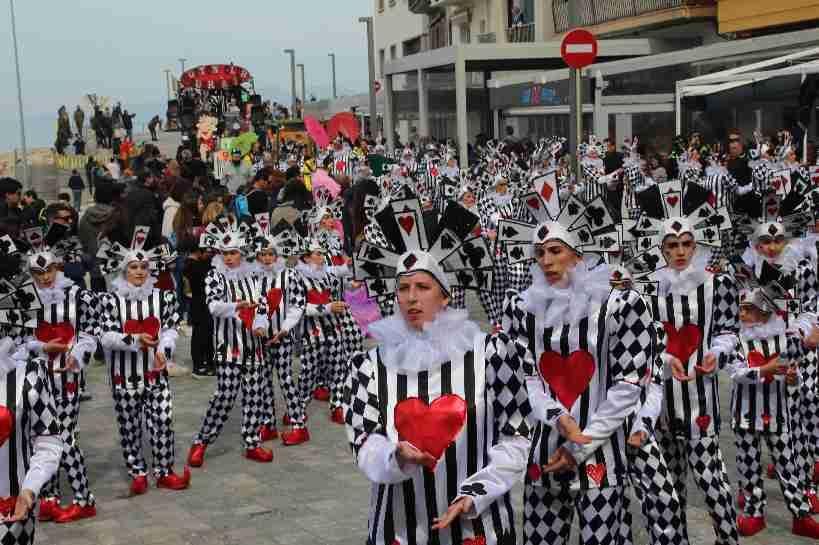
[577,230,590,243]
[459,483,487,497]
[394,394,467,469]
[502,225,519,238]
[586,206,606,227]
[567,202,580,216]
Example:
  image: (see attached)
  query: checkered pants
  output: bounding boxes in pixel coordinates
[657,431,739,545]
[259,362,277,429]
[193,364,265,450]
[788,374,819,484]
[523,485,626,545]
[41,394,95,507]
[267,342,300,426]
[450,287,502,326]
[111,380,176,478]
[0,516,35,545]
[623,439,689,545]
[735,428,812,518]
[296,338,345,421]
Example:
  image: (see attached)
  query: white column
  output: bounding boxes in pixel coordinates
[385,74,395,153]
[418,69,430,138]
[493,109,501,139]
[594,77,607,138]
[455,55,469,164]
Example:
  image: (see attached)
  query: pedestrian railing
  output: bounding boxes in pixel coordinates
[507,23,536,43]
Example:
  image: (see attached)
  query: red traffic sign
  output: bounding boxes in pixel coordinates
[373,80,382,93]
[561,29,598,69]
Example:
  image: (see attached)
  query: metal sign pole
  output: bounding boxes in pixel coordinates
[567,1,581,185]
[9,0,29,189]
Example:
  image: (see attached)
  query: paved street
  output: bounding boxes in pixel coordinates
[37,292,815,545]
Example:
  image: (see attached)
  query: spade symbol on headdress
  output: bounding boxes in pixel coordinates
[502,225,519,238]
[440,233,456,250]
[510,246,525,260]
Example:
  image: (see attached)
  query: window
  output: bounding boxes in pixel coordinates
[390,44,397,60]
[379,49,385,78]
[460,23,470,44]
[403,37,422,56]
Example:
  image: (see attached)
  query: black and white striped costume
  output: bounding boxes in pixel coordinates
[344,309,531,545]
[100,278,181,478]
[649,263,740,545]
[28,275,98,507]
[0,352,62,545]
[257,264,306,428]
[193,259,269,450]
[503,263,654,545]
[728,319,814,519]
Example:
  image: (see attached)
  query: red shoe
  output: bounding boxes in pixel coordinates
[259,424,279,442]
[738,515,766,537]
[38,498,62,521]
[244,446,274,463]
[737,492,746,510]
[130,475,149,496]
[156,467,191,490]
[54,503,97,523]
[313,387,330,401]
[281,427,310,446]
[330,407,345,425]
[793,516,819,539]
[808,490,819,514]
[767,463,776,479]
[282,414,307,426]
[187,444,206,467]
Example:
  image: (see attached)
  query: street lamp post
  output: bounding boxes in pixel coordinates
[328,53,337,100]
[179,57,187,75]
[9,0,29,188]
[283,49,296,119]
[297,63,306,116]
[358,16,377,139]
[163,69,172,101]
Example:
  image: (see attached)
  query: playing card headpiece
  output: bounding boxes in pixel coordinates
[741,185,813,241]
[609,265,633,289]
[308,187,343,226]
[731,258,793,316]
[0,235,41,329]
[198,216,253,254]
[353,197,493,299]
[97,225,175,276]
[24,223,82,273]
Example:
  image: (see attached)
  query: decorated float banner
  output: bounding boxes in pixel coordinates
[53,152,110,171]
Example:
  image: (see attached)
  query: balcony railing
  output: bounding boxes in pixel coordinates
[408,0,430,14]
[507,23,536,43]
[553,0,717,33]
[476,32,497,44]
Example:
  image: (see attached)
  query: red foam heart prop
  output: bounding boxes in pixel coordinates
[35,321,75,345]
[331,255,346,266]
[696,415,711,431]
[306,289,331,306]
[0,406,14,448]
[538,350,595,410]
[662,323,702,364]
[266,288,283,313]
[666,195,679,207]
[123,317,160,339]
[747,351,778,384]
[0,497,16,518]
[237,307,255,330]
[394,394,467,467]
[526,197,541,210]
[586,463,606,486]
[398,215,415,234]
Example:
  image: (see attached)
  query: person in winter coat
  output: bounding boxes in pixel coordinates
[68,170,85,212]
[161,187,182,240]
[78,182,124,292]
[20,190,45,227]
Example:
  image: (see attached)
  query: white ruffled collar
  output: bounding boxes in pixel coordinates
[520,260,611,329]
[212,255,255,282]
[34,273,75,306]
[296,261,327,281]
[655,249,711,297]
[111,276,157,301]
[0,337,23,374]
[369,308,482,372]
[741,244,801,276]
[741,315,786,342]
[252,260,286,279]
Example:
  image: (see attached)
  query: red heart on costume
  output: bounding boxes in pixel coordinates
[772,178,782,189]
[398,215,415,234]
[662,323,702,363]
[113,375,124,386]
[146,370,161,383]
[65,383,77,395]
[0,406,14,448]
[527,463,542,481]
[430,167,439,178]
[331,255,346,266]
[471,225,482,237]
[35,321,75,345]
[538,350,595,410]
[394,394,467,467]
[136,233,146,246]
[311,327,321,337]
[237,307,255,330]
[666,195,679,207]
[335,160,346,172]
[266,288,283,313]
[123,317,160,339]
[586,463,606,486]
[748,351,778,384]
[767,206,778,216]
[696,415,711,431]
[306,289,331,306]
[762,414,771,426]
[526,197,541,210]
[0,497,15,518]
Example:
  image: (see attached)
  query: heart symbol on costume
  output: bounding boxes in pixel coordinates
[394,394,467,468]
[526,197,541,210]
[123,317,160,339]
[772,179,782,189]
[430,167,439,178]
[463,537,487,545]
[538,350,595,409]
[0,406,14,448]
[331,255,346,266]
[335,160,346,172]
[398,215,415,234]
[65,382,77,395]
[767,206,778,216]
[586,463,606,486]
[35,321,75,360]
[237,307,256,330]
[306,289,331,306]
[747,351,778,384]
[762,414,772,426]
[666,196,679,207]
[696,415,711,431]
[662,323,702,363]
[527,463,542,481]
[136,233,146,246]
[540,182,553,201]
[266,288,283,313]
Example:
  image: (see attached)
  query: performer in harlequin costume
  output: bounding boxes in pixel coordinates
[726,262,819,539]
[22,225,98,523]
[628,180,739,545]
[346,196,530,545]
[294,239,361,426]
[0,236,62,545]
[250,216,310,446]
[96,228,191,494]
[498,190,654,545]
[187,218,272,466]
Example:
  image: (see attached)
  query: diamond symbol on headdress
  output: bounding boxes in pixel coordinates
[403,254,418,269]
[612,270,622,280]
[222,235,231,244]
[537,225,549,240]
[768,224,779,236]
[36,256,47,268]
[671,221,683,232]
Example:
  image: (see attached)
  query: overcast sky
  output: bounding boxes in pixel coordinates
[0,0,372,150]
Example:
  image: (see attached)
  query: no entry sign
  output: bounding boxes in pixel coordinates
[561,29,598,69]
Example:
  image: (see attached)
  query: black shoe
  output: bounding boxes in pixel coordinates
[79,392,92,402]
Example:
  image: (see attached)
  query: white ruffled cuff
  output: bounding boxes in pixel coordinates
[356,434,415,484]
[68,333,96,371]
[209,301,238,319]
[101,331,141,352]
[158,328,179,359]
